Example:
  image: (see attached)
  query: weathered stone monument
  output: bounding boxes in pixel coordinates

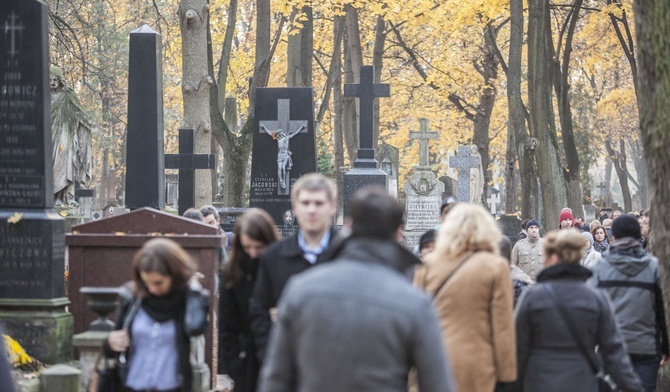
[404,119,443,249]
[343,66,390,216]
[125,25,165,210]
[376,142,399,198]
[0,0,72,363]
[249,88,316,226]
[449,145,481,203]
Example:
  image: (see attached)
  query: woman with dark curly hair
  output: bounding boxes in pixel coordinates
[219,209,278,392]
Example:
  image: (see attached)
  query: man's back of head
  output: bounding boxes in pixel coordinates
[349,186,403,241]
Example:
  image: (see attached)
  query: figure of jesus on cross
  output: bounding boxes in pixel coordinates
[260,122,307,189]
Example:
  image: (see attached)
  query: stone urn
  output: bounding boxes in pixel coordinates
[80,287,122,331]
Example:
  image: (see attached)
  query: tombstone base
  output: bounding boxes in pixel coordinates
[73,331,109,390]
[343,167,387,217]
[0,300,73,364]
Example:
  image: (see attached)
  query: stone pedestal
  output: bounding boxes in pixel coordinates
[343,167,387,218]
[40,364,81,392]
[73,331,108,391]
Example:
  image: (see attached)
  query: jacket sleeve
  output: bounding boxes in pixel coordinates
[250,256,273,362]
[184,284,210,337]
[411,299,456,392]
[491,259,517,382]
[511,243,520,267]
[596,291,644,392]
[218,274,243,374]
[256,281,298,392]
[102,295,131,357]
[655,276,670,356]
[510,289,532,392]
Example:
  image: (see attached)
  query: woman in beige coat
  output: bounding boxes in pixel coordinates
[414,203,516,392]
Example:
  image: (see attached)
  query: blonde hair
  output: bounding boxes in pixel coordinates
[431,203,501,260]
[543,229,584,264]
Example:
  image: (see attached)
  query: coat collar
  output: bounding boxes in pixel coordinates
[536,263,592,283]
[280,227,338,258]
[324,236,421,274]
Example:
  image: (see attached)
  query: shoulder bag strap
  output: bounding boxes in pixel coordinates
[543,283,601,376]
[431,254,472,300]
[119,298,141,365]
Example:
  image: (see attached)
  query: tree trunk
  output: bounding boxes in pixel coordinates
[286,5,313,87]
[528,0,566,227]
[372,15,385,148]
[633,0,670,345]
[546,0,584,215]
[342,5,362,163]
[632,139,649,209]
[605,137,633,212]
[508,0,537,218]
[179,0,213,209]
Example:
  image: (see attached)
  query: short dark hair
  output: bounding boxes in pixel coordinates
[200,205,219,220]
[349,186,403,240]
[612,215,642,240]
[183,208,204,221]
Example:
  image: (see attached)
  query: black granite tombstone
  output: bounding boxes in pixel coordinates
[498,214,522,245]
[165,129,215,215]
[125,25,165,210]
[249,88,316,226]
[0,0,72,364]
[342,66,389,216]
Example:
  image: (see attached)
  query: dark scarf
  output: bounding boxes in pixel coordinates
[141,289,186,322]
[593,239,609,254]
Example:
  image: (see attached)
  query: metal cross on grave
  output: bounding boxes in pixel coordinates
[165,129,216,215]
[596,181,607,197]
[409,119,439,168]
[449,145,481,203]
[344,66,390,168]
[259,99,308,195]
[487,192,500,215]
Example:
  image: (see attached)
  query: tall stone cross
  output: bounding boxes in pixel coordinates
[165,129,216,215]
[409,118,439,168]
[596,181,607,196]
[259,99,308,195]
[344,65,390,168]
[449,145,481,202]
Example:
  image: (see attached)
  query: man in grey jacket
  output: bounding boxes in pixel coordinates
[511,219,544,280]
[258,187,455,392]
[588,215,669,392]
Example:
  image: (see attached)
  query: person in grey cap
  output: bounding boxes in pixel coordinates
[511,219,544,280]
[579,231,601,269]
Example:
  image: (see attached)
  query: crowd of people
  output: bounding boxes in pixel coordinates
[96,173,666,392]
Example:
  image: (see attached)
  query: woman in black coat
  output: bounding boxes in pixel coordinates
[219,209,278,392]
[514,229,642,392]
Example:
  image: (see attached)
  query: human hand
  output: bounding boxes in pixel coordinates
[269,307,278,323]
[107,330,130,352]
[661,355,670,367]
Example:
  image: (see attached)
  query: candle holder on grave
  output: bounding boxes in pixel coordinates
[80,287,122,332]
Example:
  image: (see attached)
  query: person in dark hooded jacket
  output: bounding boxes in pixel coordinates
[588,215,670,392]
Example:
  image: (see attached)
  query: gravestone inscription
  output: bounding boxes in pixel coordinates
[0,0,72,364]
[250,88,316,226]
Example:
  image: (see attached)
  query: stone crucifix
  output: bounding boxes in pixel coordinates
[344,66,390,168]
[409,119,439,168]
[449,145,481,203]
[487,192,500,215]
[259,99,308,194]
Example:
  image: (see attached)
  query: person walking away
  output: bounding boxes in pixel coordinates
[250,173,338,362]
[258,187,455,392]
[513,229,642,392]
[511,219,544,280]
[104,238,210,392]
[413,203,516,392]
[588,215,670,392]
[218,209,278,392]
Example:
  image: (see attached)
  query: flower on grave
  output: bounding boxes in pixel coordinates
[6,212,22,224]
[3,334,34,368]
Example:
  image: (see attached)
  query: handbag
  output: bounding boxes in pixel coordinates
[544,283,617,392]
[90,297,142,392]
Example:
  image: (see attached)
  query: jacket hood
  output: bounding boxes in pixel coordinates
[605,238,653,277]
[324,235,421,274]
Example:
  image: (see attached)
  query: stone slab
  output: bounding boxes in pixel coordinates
[342,167,387,218]
[0,308,73,364]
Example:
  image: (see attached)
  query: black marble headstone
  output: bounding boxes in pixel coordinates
[250,88,316,225]
[498,214,522,244]
[0,0,71,364]
[125,25,165,210]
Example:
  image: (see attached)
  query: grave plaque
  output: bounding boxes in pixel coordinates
[449,145,481,203]
[250,88,316,225]
[0,0,72,364]
[125,25,165,210]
